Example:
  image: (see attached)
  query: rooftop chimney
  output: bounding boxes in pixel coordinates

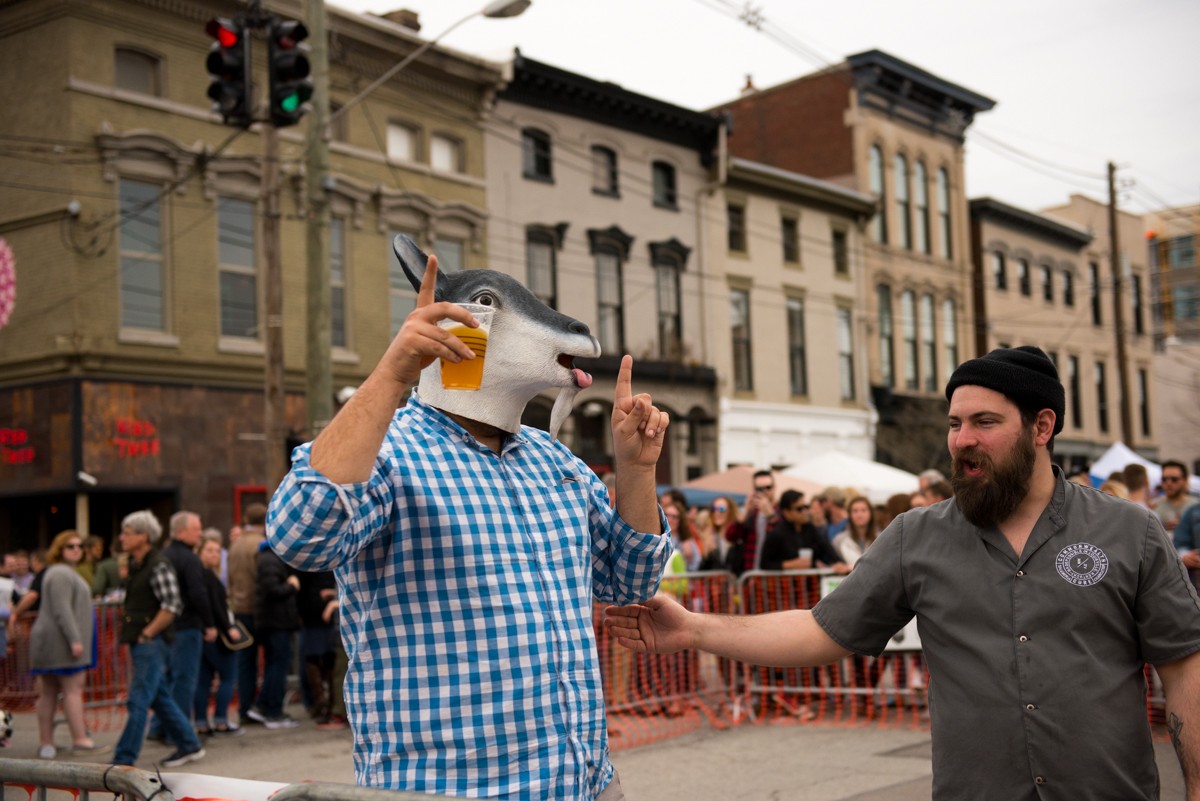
[740,74,757,97]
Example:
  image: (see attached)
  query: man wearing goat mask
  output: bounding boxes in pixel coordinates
[268,236,672,800]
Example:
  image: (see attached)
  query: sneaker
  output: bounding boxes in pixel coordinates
[70,742,112,756]
[160,747,206,768]
[38,745,56,760]
[263,714,300,730]
[213,723,245,737]
[244,707,267,724]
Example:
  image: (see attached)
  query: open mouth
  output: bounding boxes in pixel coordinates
[557,354,594,388]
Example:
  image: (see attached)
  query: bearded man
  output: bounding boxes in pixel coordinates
[607,346,1200,801]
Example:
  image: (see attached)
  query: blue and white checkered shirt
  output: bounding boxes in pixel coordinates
[267,393,670,799]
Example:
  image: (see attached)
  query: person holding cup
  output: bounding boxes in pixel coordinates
[758,490,851,573]
[267,237,673,799]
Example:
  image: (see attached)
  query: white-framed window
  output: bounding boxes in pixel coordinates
[901,289,917,390]
[656,259,682,360]
[937,167,952,258]
[832,227,849,275]
[878,284,894,388]
[115,47,161,96]
[330,218,347,349]
[869,145,887,243]
[730,287,753,391]
[430,134,463,173]
[920,293,937,391]
[727,203,747,252]
[595,249,623,353]
[993,252,1007,290]
[591,145,618,196]
[652,161,677,209]
[387,229,418,335]
[217,197,258,338]
[781,216,799,264]
[915,160,930,255]
[522,128,552,181]
[837,306,855,401]
[526,231,557,309]
[434,238,464,273]
[942,298,958,374]
[894,154,911,250]
[387,122,419,163]
[118,179,166,331]
[786,297,807,396]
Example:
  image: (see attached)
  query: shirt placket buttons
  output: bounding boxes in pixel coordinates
[1035,776,1046,785]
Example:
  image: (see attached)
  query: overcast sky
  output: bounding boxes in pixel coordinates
[332,0,1200,218]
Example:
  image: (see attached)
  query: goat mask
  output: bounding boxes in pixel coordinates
[393,235,600,439]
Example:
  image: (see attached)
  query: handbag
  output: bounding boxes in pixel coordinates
[219,619,254,651]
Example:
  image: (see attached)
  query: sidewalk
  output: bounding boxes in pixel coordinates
[2,706,1185,799]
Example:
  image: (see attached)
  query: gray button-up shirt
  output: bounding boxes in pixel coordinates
[813,467,1200,801]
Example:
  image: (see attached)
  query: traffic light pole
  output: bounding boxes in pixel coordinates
[305,0,332,439]
[263,120,288,492]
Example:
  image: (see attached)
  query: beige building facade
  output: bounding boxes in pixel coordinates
[0,0,503,545]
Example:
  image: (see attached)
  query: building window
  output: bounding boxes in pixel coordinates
[942,298,958,373]
[993,252,1007,290]
[914,160,930,255]
[1089,262,1102,326]
[727,204,747,252]
[831,228,849,275]
[387,122,418,162]
[430,134,463,173]
[1131,274,1144,336]
[118,179,165,331]
[1068,355,1082,429]
[595,249,624,353]
[526,231,557,309]
[1138,368,1151,437]
[434,238,464,273]
[521,128,552,181]
[901,289,918,390]
[217,197,258,338]
[937,167,952,259]
[388,229,418,335]
[1062,269,1074,307]
[115,48,161,96]
[1018,258,1031,296]
[878,284,894,388]
[1095,360,1109,434]
[1041,265,1054,303]
[869,145,887,243]
[652,161,677,209]
[330,218,347,349]
[591,146,618,196]
[730,288,753,391]
[655,266,682,361]
[920,293,937,392]
[894,154,911,250]
[781,216,799,263]
[786,297,807,396]
[837,307,855,401]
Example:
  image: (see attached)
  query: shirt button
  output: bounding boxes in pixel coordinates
[1026,703,1037,711]
[1018,635,1029,642]
[1035,776,1046,785]
[1016,570,1025,577]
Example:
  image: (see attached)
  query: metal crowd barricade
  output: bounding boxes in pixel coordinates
[736,569,929,728]
[0,758,170,800]
[593,570,739,749]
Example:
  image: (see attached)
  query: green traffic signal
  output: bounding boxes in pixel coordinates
[268,17,312,128]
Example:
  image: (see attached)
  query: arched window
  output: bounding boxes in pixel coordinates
[115,48,161,96]
[591,145,618,196]
[915,161,930,255]
[901,289,917,389]
[877,284,894,388]
[894,154,911,250]
[937,168,952,258]
[869,145,887,243]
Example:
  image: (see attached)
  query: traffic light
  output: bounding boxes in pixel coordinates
[205,17,251,129]
[268,18,312,128]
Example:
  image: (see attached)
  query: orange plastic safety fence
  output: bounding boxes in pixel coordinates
[1,603,129,732]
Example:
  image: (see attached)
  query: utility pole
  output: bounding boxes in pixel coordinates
[263,120,288,491]
[305,0,332,440]
[1108,161,1133,444]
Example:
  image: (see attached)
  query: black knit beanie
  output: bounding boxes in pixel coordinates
[944,346,1065,435]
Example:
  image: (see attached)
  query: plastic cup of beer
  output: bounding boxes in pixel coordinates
[438,303,493,390]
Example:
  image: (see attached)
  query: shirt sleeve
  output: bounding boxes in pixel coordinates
[586,466,672,605]
[151,561,183,616]
[267,438,398,573]
[811,516,914,657]
[1136,511,1200,665]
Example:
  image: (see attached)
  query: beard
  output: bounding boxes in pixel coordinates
[951,428,1037,528]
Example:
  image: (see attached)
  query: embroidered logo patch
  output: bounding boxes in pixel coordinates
[1055,542,1109,587]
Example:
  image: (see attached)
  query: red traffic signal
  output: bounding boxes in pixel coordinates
[205,18,240,48]
[205,17,250,129]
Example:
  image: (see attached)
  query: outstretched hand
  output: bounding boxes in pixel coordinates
[384,252,478,387]
[603,594,692,655]
[611,355,669,469]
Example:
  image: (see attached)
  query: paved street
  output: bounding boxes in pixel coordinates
[1,705,1186,799]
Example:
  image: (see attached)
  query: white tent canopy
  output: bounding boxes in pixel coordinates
[780,451,920,505]
[1089,441,1200,494]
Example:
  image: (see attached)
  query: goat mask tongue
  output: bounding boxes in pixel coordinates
[393,235,601,439]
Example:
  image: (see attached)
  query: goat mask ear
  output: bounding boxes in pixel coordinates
[393,234,448,300]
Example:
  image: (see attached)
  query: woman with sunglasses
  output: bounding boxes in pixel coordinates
[30,530,105,759]
[697,497,738,570]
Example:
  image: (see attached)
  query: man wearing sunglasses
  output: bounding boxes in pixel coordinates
[724,470,778,575]
[759,491,850,574]
[1155,461,1197,536]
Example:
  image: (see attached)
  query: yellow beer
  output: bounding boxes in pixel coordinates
[440,325,489,390]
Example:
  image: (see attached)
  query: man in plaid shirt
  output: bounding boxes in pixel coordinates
[269,252,671,799]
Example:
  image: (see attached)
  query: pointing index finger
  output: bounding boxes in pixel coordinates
[615,354,633,404]
[416,253,440,308]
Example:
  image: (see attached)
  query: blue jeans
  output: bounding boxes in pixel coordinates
[194,640,237,725]
[114,640,202,765]
[235,613,259,718]
[259,629,293,718]
[149,628,203,740]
